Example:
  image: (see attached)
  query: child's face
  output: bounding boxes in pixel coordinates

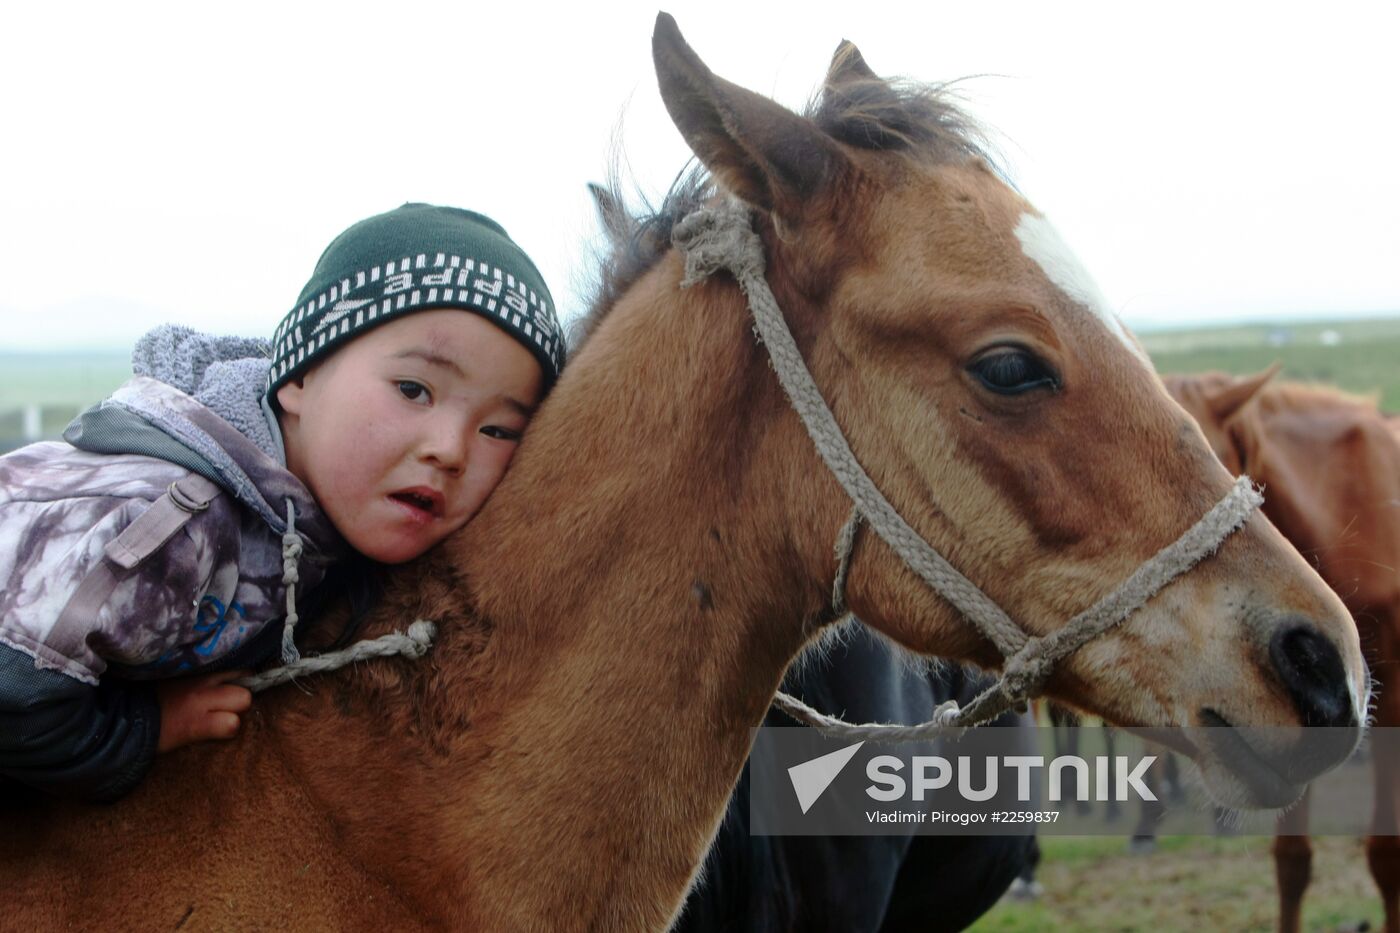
[276,309,543,564]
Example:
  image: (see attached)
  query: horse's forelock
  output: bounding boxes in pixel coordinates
[809,74,995,167]
[574,74,996,355]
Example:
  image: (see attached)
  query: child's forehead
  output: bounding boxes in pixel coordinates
[363,308,500,355]
[340,308,544,398]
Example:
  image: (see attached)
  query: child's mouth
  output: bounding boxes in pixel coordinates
[389,489,441,519]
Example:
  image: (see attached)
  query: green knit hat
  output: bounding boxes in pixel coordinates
[266,203,562,400]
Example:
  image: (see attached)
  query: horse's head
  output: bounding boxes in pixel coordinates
[651,15,1365,805]
[1163,366,1280,475]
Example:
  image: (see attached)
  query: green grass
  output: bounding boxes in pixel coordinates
[0,351,132,452]
[1141,317,1400,410]
[970,835,1385,932]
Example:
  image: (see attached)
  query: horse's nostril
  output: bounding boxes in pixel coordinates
[1269,624,1356,729]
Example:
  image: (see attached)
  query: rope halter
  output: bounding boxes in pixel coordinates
[671,204,1262,742]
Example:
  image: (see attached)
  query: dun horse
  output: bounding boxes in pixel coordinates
[1167,369,1400,933]
[589,173,1034,932]
[2,17,1369,930]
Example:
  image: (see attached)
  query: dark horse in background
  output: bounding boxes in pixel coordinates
[674,623,1036,932]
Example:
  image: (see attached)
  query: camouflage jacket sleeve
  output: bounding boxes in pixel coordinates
[0,642,160,801]
[0,443,293,684]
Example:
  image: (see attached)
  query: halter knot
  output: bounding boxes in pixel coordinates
[998,644,1053,710]
[672,205,765,289]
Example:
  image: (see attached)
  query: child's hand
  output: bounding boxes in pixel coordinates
[155,671,253,753]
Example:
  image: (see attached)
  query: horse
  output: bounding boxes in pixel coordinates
[1166,369,1400,933]
[1,16,1368,930]
[588,174,1037,931]
[589,182,1036,933]
[672,624,1035,932]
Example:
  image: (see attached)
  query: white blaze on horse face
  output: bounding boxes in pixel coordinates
[1013,212,1152,368]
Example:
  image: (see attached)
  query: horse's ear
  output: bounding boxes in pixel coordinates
[587,182,618,225]
[1206,363,1281,422]
[588,182,634,244]
[818,41,910,149]
[826,41,881,88]
[652,13,850,222]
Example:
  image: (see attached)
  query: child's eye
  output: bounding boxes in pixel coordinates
[397,380,431,404]
[481,425,523,442]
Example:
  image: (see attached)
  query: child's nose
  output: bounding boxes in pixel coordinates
[419,420,471,472]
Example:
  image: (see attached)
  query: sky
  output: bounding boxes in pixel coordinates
[1,1,1396,351]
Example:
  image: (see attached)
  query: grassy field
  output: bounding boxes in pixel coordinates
[966,721,1390,931]
[970,834,1384,932]
[1140,316,1400,411]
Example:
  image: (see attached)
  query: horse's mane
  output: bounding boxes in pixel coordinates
[570,58,995,353]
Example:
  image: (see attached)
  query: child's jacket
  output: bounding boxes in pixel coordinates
[0,326,345,799]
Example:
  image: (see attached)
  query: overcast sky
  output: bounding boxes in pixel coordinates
[2,1,1396,351]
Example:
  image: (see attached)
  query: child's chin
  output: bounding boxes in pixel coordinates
[346,503,460,562]
[352,532,440,565]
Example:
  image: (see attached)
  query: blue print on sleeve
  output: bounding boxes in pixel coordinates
[112,594,254,678]
[193,595,248,657]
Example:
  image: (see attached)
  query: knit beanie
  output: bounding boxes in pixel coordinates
[266,203,562,401]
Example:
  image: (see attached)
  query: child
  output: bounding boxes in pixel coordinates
[0,203,563,801]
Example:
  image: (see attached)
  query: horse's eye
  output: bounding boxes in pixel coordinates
[968,349,1060,396]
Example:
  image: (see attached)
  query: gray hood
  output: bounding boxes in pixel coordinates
[131,324,282,459]
[63,325,340,558]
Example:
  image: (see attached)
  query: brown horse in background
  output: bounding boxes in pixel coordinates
[1167,369,1400,933]
[0,17,1368,930]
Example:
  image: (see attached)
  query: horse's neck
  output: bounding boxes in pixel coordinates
[1251,399,1400,609]
[433,561,810,928]
[291,257,837,928]
[455,261,837,926]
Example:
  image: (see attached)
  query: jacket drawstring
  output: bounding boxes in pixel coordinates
[280,499,303,664]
